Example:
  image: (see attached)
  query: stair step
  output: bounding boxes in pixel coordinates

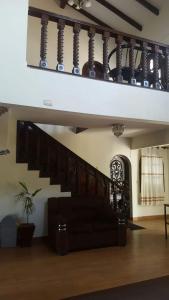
[61,185,71,192]
[50,176,62,185]
[50,172,68,185]
[39,169,50,178]
[28,162,39,171]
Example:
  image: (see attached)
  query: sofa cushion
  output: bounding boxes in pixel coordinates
[69,223,92,233]
[92,222,117,231]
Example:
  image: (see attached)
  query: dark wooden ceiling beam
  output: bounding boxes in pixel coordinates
[136,0,159,16]
[60,0,68,9]
[69,5,112,29]
[95,0,142,31]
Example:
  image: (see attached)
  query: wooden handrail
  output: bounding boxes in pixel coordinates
[28,6,169,92]
[29,6,169,49]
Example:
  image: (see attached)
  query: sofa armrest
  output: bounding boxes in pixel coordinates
[55,223,68,255]
[117,215,127,246]
[48,214,69,255]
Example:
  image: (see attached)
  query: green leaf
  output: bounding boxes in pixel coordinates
[19,182,28,192]
[32,188,41,197]
[16,182,42,222]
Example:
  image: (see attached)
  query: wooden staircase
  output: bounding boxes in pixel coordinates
[16,121,111,200]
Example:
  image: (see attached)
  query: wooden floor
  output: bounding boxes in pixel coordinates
[1,219,169,300]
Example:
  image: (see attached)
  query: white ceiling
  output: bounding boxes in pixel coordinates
[8,104,169,138]
[80,0,167,41]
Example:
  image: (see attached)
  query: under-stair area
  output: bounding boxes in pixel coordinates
[16,121,111,200]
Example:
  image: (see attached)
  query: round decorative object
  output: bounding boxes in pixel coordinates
[82,61,104,79]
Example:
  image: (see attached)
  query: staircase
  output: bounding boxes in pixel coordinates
[16,121,111,200]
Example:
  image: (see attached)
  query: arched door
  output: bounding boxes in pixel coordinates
[110,155,132,220]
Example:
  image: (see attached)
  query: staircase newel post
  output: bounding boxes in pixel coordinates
[88,27,96,78]
[141,41,149,87]
[165,47,169,92]
[116,35,123,83]
[117,215,127,246]
[102,31,110,80]
[39,14,49,68]
[153,44,160,89]
[72,23,81,75]
[129,38,136,85]
[56,19,65,72]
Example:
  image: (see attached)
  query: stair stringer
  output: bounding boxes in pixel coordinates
[16,121,111,202]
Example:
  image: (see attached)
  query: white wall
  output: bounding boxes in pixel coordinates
[132,129,169,149]
[139,1,169,44]
[0,111,70,237]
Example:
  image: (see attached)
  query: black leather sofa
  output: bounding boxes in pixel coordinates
[48,196,127,255]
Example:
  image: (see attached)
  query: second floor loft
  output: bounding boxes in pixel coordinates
[1,0,169,127]
[27,2,169,93]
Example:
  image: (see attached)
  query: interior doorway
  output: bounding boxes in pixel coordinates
[110,155,133,220]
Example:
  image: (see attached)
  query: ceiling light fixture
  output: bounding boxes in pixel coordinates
[112,124,125,138]
[68,0,92,9]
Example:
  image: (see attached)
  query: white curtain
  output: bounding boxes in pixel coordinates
[140,147,164,205]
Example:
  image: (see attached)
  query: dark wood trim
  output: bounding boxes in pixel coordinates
[95,0,142,31]
[60,0,68,9]
[69,5,112,29]
[136,0,159,16]
[28,7,168,49]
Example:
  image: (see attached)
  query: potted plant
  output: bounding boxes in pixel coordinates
[16,182,41,247]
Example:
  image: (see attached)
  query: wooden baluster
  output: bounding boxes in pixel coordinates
[116,35,123,83]
[72,23,81,75]
[142,41,149,87]
[129,38,136,85]
[39,14,49,68]
[56,19,65,72]
[165,47,169,91]
[153,44,160,89]
[88,27,96,78]
[95,173,98,197]
[85,168,87,196]
[75,158,79,196]
[102,31,110,80]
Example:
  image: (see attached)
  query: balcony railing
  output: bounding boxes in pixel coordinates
[28,6,169,92]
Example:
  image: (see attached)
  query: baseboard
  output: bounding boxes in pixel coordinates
[133,215,163,221]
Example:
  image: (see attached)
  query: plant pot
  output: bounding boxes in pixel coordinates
[17,223,35,247]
